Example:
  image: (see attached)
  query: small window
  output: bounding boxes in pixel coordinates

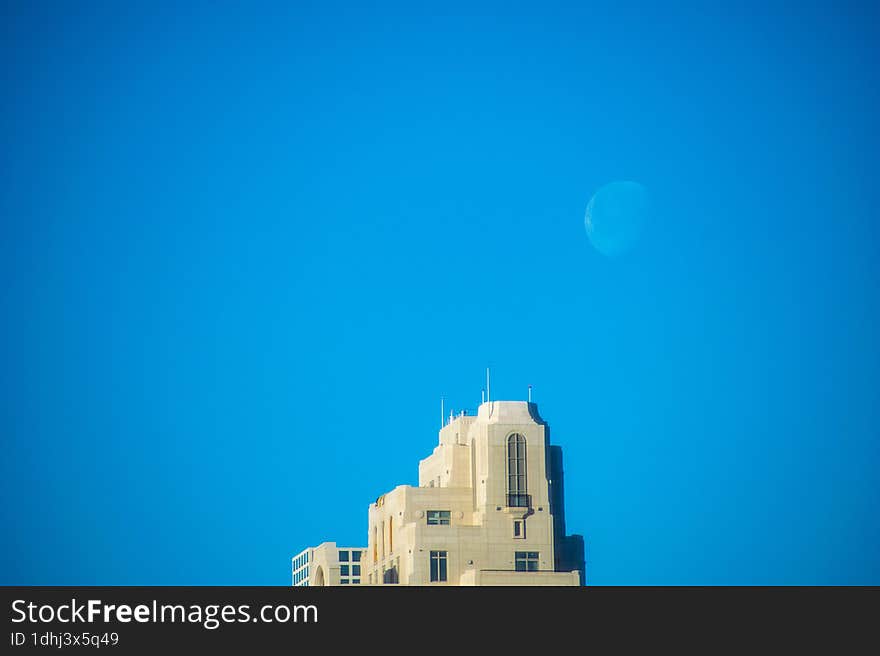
[352,551,362,562]
[340,565,349,576]
[513,520,525,538]
[427,510,451,525]
[340,578,349,585]
[515,551,539,572]
[353,578,360,584]
[339,550,350,562]
[430,551,448,582]
[352,565,361,576]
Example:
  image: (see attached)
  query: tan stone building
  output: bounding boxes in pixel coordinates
[292,543,366,586]
[292,399,584,586]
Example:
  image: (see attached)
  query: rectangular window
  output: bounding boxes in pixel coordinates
[353,578,360,584]
[515,551,539,572]
[513,520,525,538]
[340,578,349,584]
[340,565,349,576]
[352,565,361,576]
[427,510,451,525]
[430,551,448,582]
[352,551,362,562]
[339,550,350,562]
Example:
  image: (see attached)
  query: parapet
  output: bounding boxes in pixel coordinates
[476,401,545,425]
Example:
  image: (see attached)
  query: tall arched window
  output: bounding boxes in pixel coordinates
[507,433,528,507]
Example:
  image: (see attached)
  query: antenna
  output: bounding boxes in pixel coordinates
[481,389,485,404]
[486,367,491,403]
[528,384,532,403]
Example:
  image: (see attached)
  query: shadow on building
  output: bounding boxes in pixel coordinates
[547,443,586,585]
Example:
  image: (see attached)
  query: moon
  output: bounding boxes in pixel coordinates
[584,181,649,257]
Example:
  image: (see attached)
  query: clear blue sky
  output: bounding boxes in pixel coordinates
[2,1,878,585]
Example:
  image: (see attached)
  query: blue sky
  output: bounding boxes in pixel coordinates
[1,1,878,584]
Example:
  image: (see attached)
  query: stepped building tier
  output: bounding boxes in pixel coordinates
[293,399,585,586]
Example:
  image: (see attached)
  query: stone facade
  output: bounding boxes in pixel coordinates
[293,399,584,586]
[291,543,366,586]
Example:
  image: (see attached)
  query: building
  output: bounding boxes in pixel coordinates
[293,397,585,586]
[291,543,367,586]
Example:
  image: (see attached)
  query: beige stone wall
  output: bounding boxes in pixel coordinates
[362,401,580,586]
[462,569,581,586]
[292,542,366,586]
[295,401,582,587]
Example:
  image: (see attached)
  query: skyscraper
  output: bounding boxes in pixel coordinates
[293,399,584,586]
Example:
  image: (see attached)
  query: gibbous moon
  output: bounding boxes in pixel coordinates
[584,181,649,257]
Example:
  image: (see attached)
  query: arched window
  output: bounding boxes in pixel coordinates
[507,433,528,507]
